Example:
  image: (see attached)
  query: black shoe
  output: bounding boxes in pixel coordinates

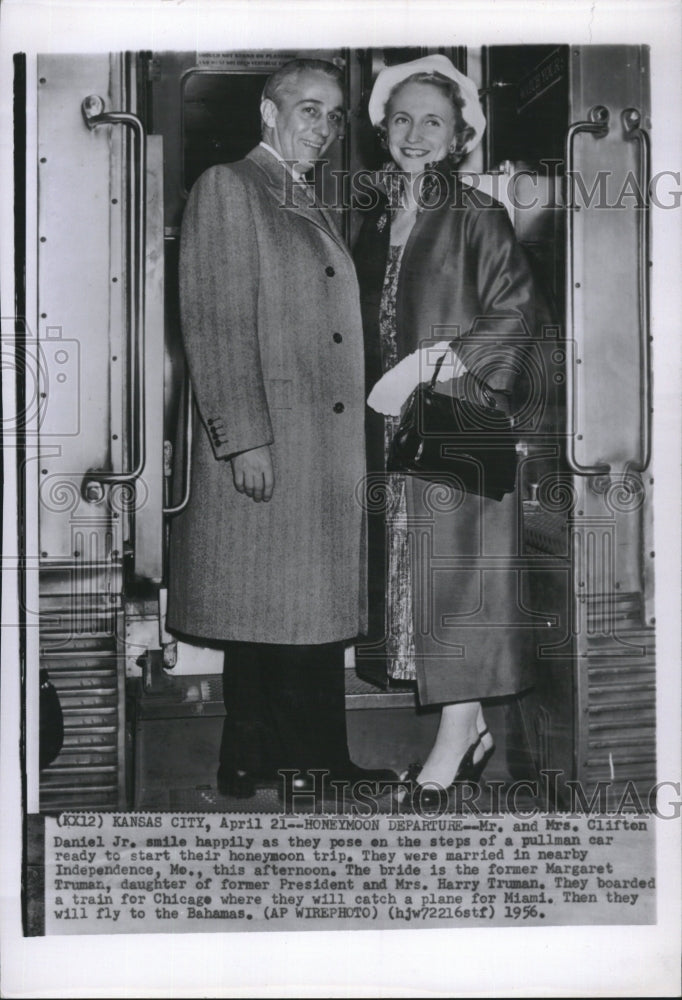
[402,732,495,815]
[216,767,257,799]
[402,764,449,815]
[454,729,496,784]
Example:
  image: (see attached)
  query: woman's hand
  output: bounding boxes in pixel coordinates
[367,341,467,415]
[230,445,274,502]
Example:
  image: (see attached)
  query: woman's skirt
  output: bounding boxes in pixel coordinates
[405,475,535,706]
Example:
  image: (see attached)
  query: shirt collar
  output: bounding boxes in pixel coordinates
[259,141,309,182]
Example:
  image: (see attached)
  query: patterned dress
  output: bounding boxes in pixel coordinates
[379,244,417,681]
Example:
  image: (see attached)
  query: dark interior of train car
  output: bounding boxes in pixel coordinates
[32,45,655,816]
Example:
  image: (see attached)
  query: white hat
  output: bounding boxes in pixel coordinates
[368,54,486,156]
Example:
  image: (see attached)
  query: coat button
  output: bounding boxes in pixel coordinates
[325,266,335,277]
[333,332,343,343]
[333,402,344,414]
[207,418,214,426]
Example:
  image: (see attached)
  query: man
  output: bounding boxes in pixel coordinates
[167,59,395,800]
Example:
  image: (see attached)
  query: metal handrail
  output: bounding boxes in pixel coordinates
[163,377,194,516]
[80,96,147,486]
[565,111,610,476]
[621,107,652,473]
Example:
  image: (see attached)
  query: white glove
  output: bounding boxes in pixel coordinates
[367,341,467,416]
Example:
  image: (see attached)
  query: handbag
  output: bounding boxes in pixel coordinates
[386,353,518,501]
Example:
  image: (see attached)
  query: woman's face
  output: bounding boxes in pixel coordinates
[385,80,458,175]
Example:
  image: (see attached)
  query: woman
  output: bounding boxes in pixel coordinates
[354,55,536,809]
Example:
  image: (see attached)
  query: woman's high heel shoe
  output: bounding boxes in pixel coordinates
[454,728,496,784]
[405,730,496,814]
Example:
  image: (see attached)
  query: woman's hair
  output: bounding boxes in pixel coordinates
[380,70,476,162]
[263,58,343,108]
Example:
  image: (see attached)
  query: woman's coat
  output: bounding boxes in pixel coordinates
[167,145,367,645]
[355,168,538,704]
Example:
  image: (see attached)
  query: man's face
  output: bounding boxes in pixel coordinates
[262,70,344,174]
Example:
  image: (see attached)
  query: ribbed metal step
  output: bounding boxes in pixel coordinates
[580,624,656,795]
[39,597,125,812]
[589,733,655,750]
[40,789,120,811]
[584,592,644,631]
[588,712,655,730]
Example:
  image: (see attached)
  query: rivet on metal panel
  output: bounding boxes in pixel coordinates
[589,105,610,126]
[41,468,47,474]
[649,551,655,558]
[40,237,46,243]
[40,157,46,164]
[112,355,117,361]
[83,480,105,504]
[574,282,581,288]
[39,77,46,84]
[621,107,641,133]
[578,510,584,515]
[41,312,47,318]
[112,277,118,283]
[41,551,48,557]
[74,551,80,557]
[81,94,105,123]
[577,434,583,440]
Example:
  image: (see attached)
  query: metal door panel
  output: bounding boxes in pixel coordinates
[37,54,125,563]
[568,44,650,474]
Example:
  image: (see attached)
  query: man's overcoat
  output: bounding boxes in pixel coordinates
[167,145,367,644]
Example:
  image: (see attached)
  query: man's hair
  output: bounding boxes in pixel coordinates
[262,58,344,108]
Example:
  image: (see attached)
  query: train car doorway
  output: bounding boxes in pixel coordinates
[26,45,654,815]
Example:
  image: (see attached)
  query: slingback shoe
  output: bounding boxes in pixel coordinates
[454,729,496,785]
[403,762,449,815]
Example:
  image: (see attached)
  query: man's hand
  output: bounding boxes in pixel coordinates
[230,445,274,502]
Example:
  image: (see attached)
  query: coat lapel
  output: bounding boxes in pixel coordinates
[246,145,351,259]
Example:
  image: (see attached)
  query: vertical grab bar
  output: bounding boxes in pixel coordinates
[163,376,194,516]
[565,109,610,476]
[80,95,146,485]
[621,107,652,473]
